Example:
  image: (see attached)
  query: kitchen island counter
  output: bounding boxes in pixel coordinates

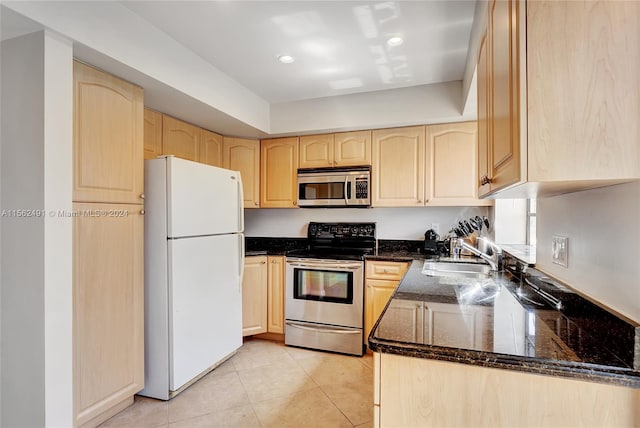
[369,260,640,427]
[369,259,640,388]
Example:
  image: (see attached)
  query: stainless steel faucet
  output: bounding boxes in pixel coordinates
[454,238,503,271]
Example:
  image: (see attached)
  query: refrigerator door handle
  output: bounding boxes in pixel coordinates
[238,233,245,292]
[236,174,244,232]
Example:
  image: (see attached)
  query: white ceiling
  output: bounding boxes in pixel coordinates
[121,1,476,104]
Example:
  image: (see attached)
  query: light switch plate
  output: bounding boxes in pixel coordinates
[552,236,568,267]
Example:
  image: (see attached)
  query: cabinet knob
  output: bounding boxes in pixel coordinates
[140,209,145,215]
[254,202,259,206]
[480,175,493,186]
[417,200,422,204]
[261,261,266,264]
[140,193,145,200]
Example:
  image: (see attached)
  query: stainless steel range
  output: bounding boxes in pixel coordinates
[285,222,376,356]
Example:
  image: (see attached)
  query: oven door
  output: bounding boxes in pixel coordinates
[285,258,363,328]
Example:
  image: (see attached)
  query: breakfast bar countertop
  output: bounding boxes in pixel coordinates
[368,259,640,388]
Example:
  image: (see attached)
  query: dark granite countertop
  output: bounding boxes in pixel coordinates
[369,260,640,388]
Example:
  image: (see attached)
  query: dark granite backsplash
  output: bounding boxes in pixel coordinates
[245,237,308,255]
[377,239,424,254]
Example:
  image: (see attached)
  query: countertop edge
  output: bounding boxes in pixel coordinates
[368,339,640,389]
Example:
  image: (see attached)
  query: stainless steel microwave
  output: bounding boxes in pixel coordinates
[297,166,371,208]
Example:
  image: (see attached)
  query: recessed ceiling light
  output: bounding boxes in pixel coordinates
[387,36,403,47]
[278,54,295,64]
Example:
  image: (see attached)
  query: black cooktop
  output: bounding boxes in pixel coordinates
[286,222,376,261]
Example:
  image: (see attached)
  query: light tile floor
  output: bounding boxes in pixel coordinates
[100,338,374,428]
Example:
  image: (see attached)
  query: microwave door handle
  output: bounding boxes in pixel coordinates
[344,177,349,205]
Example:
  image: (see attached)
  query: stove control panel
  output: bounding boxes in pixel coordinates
[308,222,376,239]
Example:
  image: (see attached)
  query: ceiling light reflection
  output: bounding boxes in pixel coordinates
[387,36,403,47]
[328,78,363,90]
[277,55,295,64]
[353,5,378,38]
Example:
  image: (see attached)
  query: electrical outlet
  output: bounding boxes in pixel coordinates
[552,236,568,267]
[431,223,440,235]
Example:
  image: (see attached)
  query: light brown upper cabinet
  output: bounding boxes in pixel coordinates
[426,122,492,206]
[73,61,144,204]
[478,0,640,198]
[299,130,371,168]
[372,126,426,207]
[199,128,223,167]
[223,137,260,208]
[477,33,491,198]
[334,130,372,167]
[162,115,200,162]
[143,108,162,161]
[260,137,299,208]
[299,133,334,168]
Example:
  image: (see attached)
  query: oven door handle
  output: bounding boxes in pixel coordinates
[286,321,360,335]
[286,260,362,271]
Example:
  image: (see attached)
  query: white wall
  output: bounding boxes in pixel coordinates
[270,81,476,136]
[245,206,490,240]
[3,1,271,133]
[494,199,527,244]
[1,30,73,427]
[536,182,640,323]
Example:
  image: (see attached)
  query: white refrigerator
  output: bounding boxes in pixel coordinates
[141,156,244,400]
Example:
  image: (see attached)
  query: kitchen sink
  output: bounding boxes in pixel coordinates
[421,261,492,279]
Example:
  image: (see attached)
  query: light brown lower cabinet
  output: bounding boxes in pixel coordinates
[242,256,268,336]
[242,255,285,336]
[267,256,285,334]
[374,353,640,427]
[73,202,144,427]
[364,261,410,344]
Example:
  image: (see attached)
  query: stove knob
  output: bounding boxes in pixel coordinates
[309,224,317,236]
[351,226,358,235]
[365,225,373,235]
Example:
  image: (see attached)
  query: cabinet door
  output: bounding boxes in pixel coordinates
[267,256,285,334]
[242,256,268,336]
[260,137,299,208]
[199,128,223,167]
[223,137,260,208]
[489,0,521,191]
[334,130,371,166]
[425,303,492,350]
[162,115,200,162]
[299,134,334,168]
[372,126,426,207]
[426,122,492,206]
[376,299,424,344]
[73,203,144,426]
[477,32,492,197]
[143,108,163,161]
[73,61,144,204]
[527,0,640,182]
[365,279,398,344]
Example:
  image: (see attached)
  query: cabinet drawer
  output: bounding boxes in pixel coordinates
[365,261,409,281]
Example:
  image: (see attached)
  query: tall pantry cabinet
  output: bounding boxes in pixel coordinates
[73,61,144,427]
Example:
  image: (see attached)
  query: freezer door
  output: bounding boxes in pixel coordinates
[167,156,243,238]
[168,234,242,392]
